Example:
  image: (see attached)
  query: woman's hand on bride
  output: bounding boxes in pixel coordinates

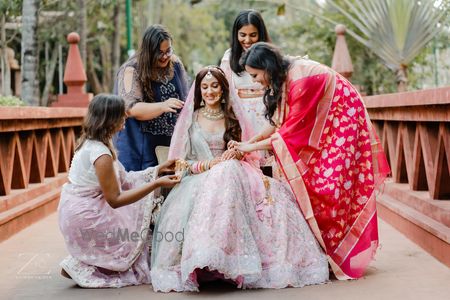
[158,159,176,176]
[155,175,181,188]
[161,98,184,113]
[235,142,256,153]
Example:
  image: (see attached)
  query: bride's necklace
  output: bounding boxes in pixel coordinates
[200,106,224,121]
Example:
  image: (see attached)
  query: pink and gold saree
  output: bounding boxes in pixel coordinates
[271,59,390,279]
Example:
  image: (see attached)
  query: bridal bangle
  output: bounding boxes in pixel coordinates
[175,159,190,179]
[190,160,212,174]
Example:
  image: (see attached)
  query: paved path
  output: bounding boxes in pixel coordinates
[0,213,449,300]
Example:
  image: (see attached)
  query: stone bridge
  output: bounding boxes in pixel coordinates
[0,87,449,299]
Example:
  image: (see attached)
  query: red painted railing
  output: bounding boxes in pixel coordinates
[0,107,85,196]
[365,87,450,200]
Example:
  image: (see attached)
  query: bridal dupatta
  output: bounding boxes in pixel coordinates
[168,68,260,166]
[271,59,390,279]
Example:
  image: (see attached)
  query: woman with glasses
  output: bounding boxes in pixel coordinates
[114,25,188,171]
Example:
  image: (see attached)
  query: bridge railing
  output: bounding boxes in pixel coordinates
[365,86,450,200]
[0,107,85,196]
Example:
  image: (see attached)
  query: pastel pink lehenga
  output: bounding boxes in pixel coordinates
[149,83,329,292]
[58,140,159,288]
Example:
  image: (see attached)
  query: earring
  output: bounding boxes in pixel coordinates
[216,93,224,103]
[201,98,205,106]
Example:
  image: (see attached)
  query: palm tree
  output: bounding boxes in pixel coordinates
[312,0,449,92]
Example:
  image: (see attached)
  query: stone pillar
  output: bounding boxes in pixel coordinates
[53,32,92,107]
[331,24,353,80]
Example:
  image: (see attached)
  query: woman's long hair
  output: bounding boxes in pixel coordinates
[230,9,270,75]
[240,42,290,126]
[137,24,173,102]
[75,94,126,160]
[193,66,242,147]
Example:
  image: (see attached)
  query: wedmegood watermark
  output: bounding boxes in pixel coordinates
[79,227,184,245]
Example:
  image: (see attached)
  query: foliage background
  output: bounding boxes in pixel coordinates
[1,0,449,105]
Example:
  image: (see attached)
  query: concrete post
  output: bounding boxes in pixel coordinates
[53,32,92,107]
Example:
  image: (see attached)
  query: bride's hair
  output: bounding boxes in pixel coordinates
[193,66,242,148]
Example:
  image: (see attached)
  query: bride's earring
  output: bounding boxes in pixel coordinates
[201,98,205,106]
[268,85,274,96]
[219,93,225,103]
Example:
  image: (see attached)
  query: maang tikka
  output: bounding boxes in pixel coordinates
[205,67,213,79]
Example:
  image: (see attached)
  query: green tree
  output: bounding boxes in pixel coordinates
[85,0,124,94]
[37,0,78,106]
[312,0,449,91]
[0,0,22,96]
[157,0,229,77]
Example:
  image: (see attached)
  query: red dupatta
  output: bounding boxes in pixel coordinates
[271,59,389,279]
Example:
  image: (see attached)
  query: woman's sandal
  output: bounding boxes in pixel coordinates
[60,268,72,279]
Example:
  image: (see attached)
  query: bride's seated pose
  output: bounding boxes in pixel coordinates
[150,66,329,292]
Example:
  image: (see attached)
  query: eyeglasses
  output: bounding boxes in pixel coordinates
[157,47,173,59]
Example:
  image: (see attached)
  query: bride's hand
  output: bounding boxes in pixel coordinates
[209,157,223,168]
[221,149,238,160]
[227,140,239,150]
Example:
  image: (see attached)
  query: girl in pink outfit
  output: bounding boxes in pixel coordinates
[58,94,179,288]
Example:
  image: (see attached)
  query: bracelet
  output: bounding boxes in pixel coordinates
[190,160,212,174]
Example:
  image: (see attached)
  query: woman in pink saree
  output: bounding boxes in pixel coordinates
[233,43,390,280]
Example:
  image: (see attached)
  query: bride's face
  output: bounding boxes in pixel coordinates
[200,75,222,108]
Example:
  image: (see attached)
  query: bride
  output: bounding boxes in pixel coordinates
[150,66,329,292]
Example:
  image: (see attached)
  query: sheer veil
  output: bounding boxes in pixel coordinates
[168,67,260,167]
